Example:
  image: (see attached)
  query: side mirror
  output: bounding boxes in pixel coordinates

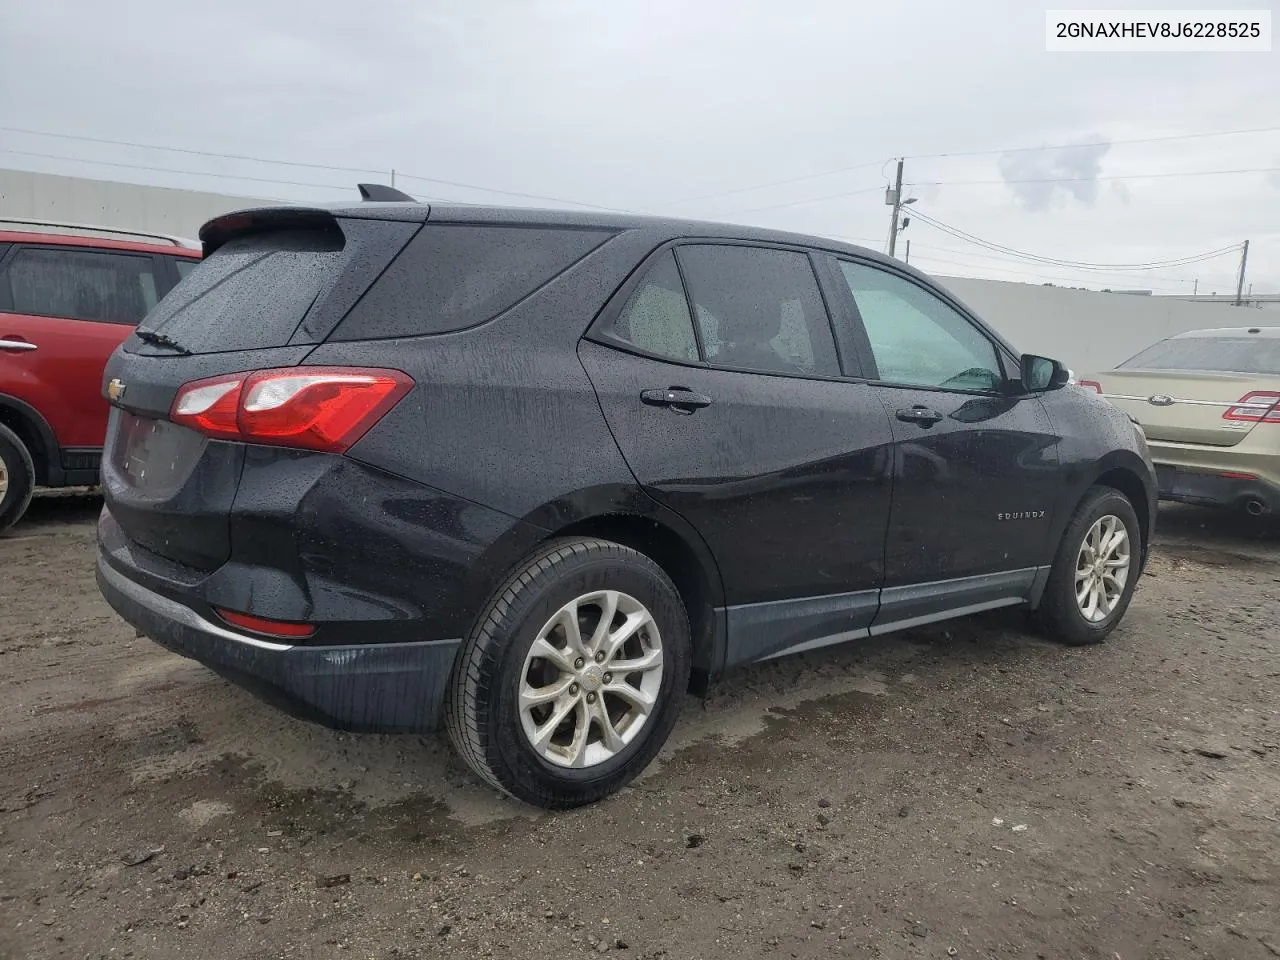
[1020,354,1070,392]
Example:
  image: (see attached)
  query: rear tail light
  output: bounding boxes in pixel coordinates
[1077,380,1103,394]
[1223,391,1280,424]
[215,607,315,639]
[171,366,413,452]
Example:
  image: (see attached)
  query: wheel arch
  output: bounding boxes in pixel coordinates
[548,511,723,689]
[1055,449,1155,573]
[0,394,59,486]
[484,484,725,693]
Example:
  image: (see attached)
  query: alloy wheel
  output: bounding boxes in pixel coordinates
[518,590,664,768]
[1074,514,1131,623]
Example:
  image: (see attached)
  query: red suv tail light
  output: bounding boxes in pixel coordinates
[1223,391,1280,424]
[171,367,413,452]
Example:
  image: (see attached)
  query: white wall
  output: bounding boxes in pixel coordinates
[933,275,1273,375]
[0,169,265,242]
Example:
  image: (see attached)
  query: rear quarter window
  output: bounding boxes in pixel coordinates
[330,224,613,341]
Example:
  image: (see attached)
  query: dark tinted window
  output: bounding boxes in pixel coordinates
[676,245,839,377]
[5,246,160,325]
[1120,336,1280,375]
[173,257,199,280]
[333,224,612,340]
[613,251,698,362]
[140,227,343,352]
[839,261,1002,392]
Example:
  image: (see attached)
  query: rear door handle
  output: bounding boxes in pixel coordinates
[895,405,944,426]
[641,387,713,413]
[0,338,37,352]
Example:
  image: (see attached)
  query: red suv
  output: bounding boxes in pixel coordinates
[0,220,201,531]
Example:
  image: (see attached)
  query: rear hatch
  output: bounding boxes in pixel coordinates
[1084,334,1280,447]
[101,208,422,570]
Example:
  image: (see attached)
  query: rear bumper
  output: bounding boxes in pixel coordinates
[1154,463,1280,514]
[96,555,461,733]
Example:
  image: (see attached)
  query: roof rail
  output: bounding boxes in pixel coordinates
[0,217,200,249]
[357,183,418,203]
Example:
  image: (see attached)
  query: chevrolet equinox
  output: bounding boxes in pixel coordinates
[96,186,1157,809]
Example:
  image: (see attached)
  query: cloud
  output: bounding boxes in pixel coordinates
[998,140,1112,211]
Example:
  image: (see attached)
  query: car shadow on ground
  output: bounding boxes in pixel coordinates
[10,488,103,535]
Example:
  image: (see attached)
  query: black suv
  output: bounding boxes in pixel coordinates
[96,187,1156,808]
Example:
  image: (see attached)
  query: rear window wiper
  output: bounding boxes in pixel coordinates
[133,328,192,355]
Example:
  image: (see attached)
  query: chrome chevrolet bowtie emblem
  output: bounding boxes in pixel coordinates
[107,378,127,402]
[1147,394,1174,406]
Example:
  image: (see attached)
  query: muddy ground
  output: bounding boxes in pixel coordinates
[1,493,1277,960]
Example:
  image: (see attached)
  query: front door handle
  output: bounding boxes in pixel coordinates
[641,387,713,413]
[896,405,944,426]
[0,338,37,353]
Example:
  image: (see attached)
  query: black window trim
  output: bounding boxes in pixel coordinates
[586,237,873,385]
[823,252,1021,398]
[0,242,164,326]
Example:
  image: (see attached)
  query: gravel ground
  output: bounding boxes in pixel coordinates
[1,493,1277,960]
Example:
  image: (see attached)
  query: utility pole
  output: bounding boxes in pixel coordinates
[1193,278,1199,295]
[904,239,911,264]
[887,158,904,259]
[1234,240,1250,306]
[390,168,397,188]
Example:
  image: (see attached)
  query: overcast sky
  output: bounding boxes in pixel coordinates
[1,0,1278,294]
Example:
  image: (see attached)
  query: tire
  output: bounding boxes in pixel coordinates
[0,423,36,534]
[445,537,691,809]
[1034,486,1142,646]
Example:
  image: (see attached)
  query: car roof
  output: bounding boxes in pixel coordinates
[0,229,202,257]
[1171,326,1280,339]
[207,200,906,271]
[199,198,1026,362]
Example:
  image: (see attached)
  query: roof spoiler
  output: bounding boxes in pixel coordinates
[199,207,339,255]
[357,183,417,203]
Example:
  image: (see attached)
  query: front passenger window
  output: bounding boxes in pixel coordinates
[839,261,1002,392]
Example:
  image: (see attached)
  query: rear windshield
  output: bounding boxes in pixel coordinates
[330,224,612,340]
[1120,336,1280,375]
[139,227,343,352]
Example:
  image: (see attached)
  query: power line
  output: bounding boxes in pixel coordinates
[0,126,628,211]
[908,250,1207,291]
[911,253,1196,292]
[661,159,888,206]
[921,165,1280,187]
[903,242,1238,288]
[908,208,1242,271]
[708,164,1280,215]
[906,124,1280,161]
[722,184,884,216]
[0,149,379,196]
[664,124,1280,209]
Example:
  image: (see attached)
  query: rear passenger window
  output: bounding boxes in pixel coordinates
[4,247,160,325]
[612,251,698,362]
[333,224,613,340]
[173,258,199,281]
[675,245,840,377]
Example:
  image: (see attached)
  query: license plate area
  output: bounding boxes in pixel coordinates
[109,411,208,497]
